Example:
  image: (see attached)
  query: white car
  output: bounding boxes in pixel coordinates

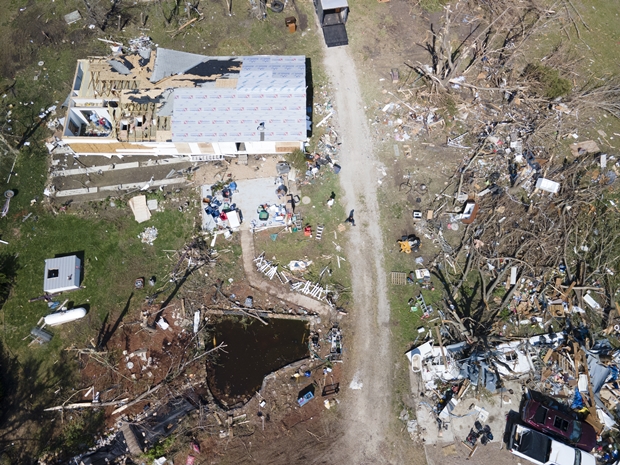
[509,424,596,465]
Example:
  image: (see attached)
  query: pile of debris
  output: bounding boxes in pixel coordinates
[253,253,331,303]
[201,180,243,233]
[138,226,158,245]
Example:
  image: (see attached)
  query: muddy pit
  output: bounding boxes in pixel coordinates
[207,316,310,408]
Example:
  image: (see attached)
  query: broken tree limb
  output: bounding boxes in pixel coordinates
[452,251,474,299]
[45,398,131,412]
[230,306,269,325]
[434,326,448,368]
[48,343,227,415]
[173,16,198,34]
[447,79,527,92]
[110,384,165,415]
[453,144,485,207]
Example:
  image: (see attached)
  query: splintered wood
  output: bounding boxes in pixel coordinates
[253,253,329,301]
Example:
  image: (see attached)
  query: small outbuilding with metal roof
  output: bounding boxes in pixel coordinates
[43,255,81,294]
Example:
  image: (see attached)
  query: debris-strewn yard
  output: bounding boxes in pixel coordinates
[0,0,337,461]
[1,0,620,463]
[342,0,620,463]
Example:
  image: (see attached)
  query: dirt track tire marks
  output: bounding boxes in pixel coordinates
[321,46,394,464]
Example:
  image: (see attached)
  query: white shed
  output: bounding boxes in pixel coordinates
[44,256,81,293]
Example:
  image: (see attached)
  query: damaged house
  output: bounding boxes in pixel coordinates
[60,49,308,161]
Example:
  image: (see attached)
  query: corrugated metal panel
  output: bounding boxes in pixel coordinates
[44,256,81,293]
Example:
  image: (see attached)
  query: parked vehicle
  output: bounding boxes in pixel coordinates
[313,0,349,47]
[509,423,596,465]
[522,398,597,452]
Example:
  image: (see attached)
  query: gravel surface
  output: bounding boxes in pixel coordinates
[320,44,400,464]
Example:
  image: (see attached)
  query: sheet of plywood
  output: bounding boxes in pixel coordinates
[68,142,151,153]
[215,78,238,88]
[128,195,151,223]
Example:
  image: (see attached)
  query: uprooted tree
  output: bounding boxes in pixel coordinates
[402,0,620,343]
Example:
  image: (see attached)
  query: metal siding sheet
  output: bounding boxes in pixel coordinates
[44,256,80,292]
[320,0,348,9]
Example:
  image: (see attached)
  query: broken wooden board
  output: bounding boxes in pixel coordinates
[584,411,604,435]
[570,140,600,157]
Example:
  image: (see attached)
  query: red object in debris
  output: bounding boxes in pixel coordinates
[186,456,195,465]
[191,442,201,453]
[521,399,597,452]
[304,226,312,237]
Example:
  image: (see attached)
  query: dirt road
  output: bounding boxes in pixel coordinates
[321,46,397,463]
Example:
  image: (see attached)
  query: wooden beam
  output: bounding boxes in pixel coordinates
[435,326,448,369]
[561,281,576,301]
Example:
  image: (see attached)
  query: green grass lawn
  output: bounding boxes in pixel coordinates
[2,206,195,350]
[0,136,197,349]
[0,0,328,458]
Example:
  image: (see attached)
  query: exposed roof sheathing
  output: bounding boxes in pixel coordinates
[170,55,307,143]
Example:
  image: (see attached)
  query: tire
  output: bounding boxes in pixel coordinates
[270,0,284,12]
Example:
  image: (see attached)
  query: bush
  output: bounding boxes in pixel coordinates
[524,64,572,99]
[143,436,175,461]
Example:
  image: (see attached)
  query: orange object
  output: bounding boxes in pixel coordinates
[286,16,297,33]
[304,226,312,236]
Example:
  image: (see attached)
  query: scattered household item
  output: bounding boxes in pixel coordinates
[64,10,82,24]
[139,226,158,245]
[29,327,53,345]
[289,260,312,272]
[258,209,269,221]
[157,317,170,330]
[535,178,560,194]
[285,16,297,33]
[1,190,14,218]
[315,224,324,241]
[227,210,241,229]
[461,200,479,224]
[297,384,315,407]
[398,234,421,253]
